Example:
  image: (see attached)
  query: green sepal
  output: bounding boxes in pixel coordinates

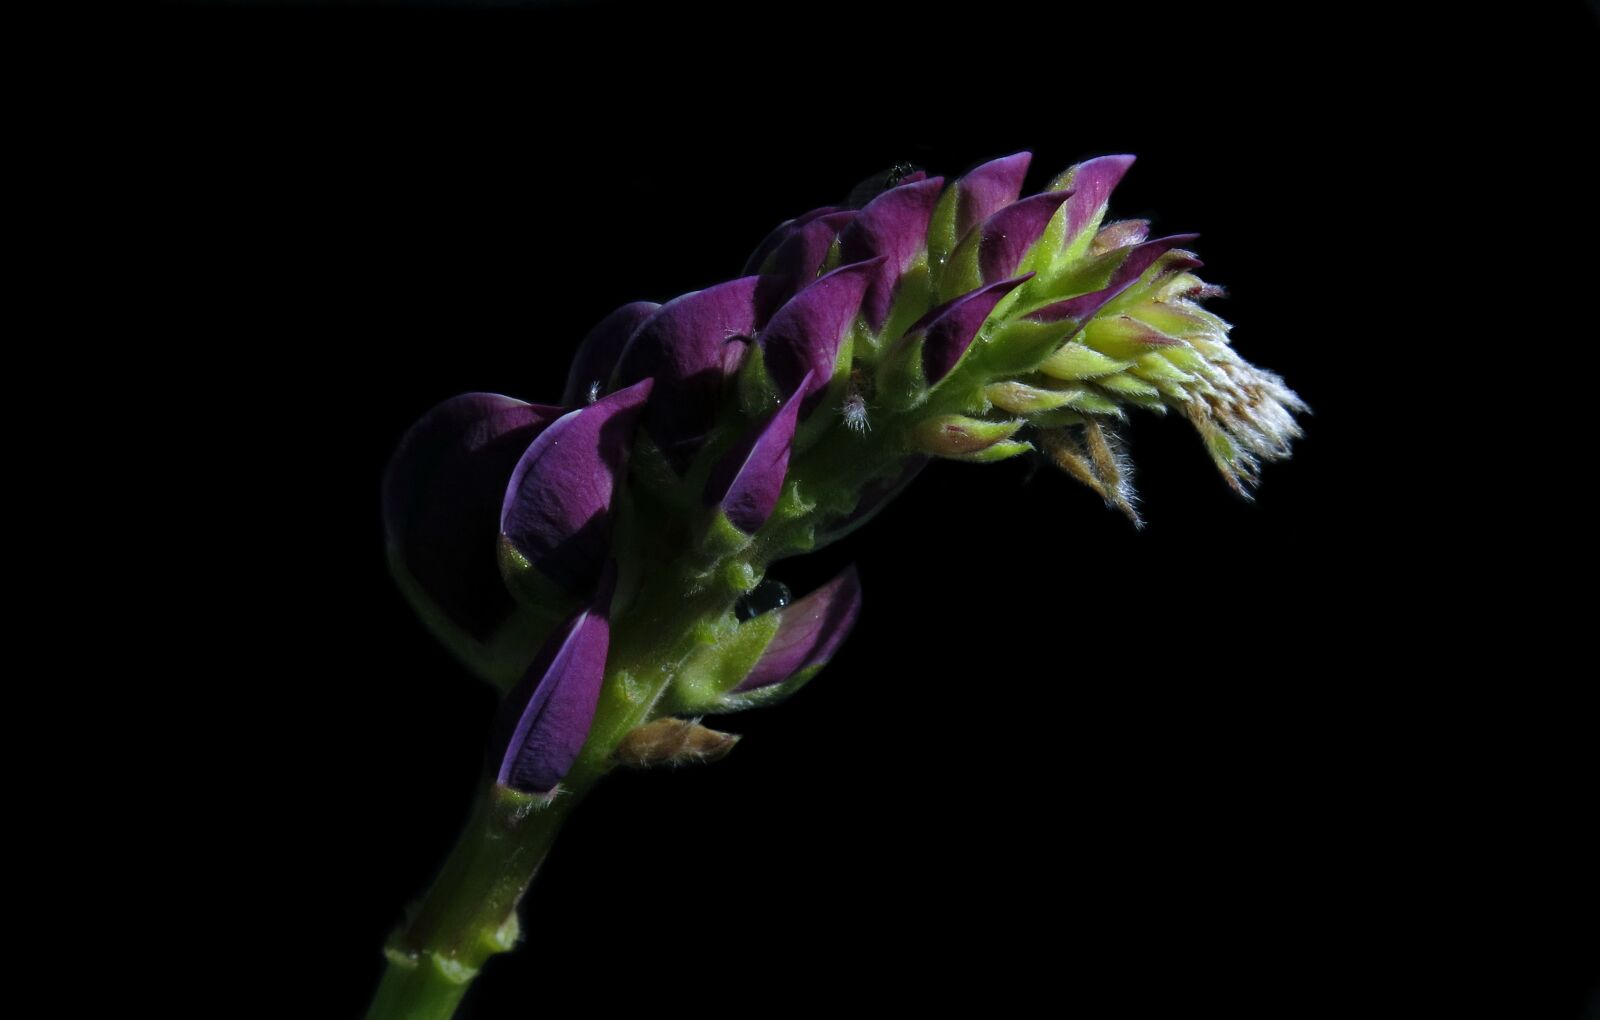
[702,663,824,714]
[497,534,583,618]
[698,507,754,560]
[926,183,960,274]
[1082,314,1180,361]
[909,414,1022,457]
[669,609,784,709]
[1130,299,1230,343]
[738,340,779,417]
[935,229,984,304]
[876,330,929,412]
[390,555,561,694]
[877,256,935,348]
[1095,371,1162,399]
[1038,343,1133,381]
[967,316,1078,379]
[949,438,1033,463]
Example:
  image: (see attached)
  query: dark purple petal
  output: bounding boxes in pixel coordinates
[383,394,563,641]
[1028,234,1201,324]
[916,273,1033,385]
[760,257,883,415]
[1057,154,1136,250]
[977,189,1075,283]
[494,565,615,793]
[613,277,760,469]
[754,211,856,324]
[500,379,652,596]
[737,565,863,691]
[703,370,813,534]
[839,176,945,331]
[560,301,660,406]
[956,152,1032,238]
[742,206,848,276]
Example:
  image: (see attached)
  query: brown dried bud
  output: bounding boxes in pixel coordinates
[613,718,741,769]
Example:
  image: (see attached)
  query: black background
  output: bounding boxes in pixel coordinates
[150,3,1597,1016]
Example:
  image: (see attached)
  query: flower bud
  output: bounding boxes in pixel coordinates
[561,301,660,406]
[703,370,813,535]
[760,259,881,416]
[499,379,652,598]
[909,415,1023,457]
[613,278,760,470]
[614,718,740,768]
[383,394,563,647]
[838,176,945,333]
[493,564,616,795]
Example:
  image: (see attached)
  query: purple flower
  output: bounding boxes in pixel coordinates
[760,258,883,415]
[704,370,813,534]
[838,176,945,332]
[613,277,760,470]
[561,301,660,406]
[737,565,863,692]
[383,393,563,642]
[494,564,616,794]
[500,379,653,597]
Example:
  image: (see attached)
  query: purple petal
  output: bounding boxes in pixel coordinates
[1028,234,1202,324]
[383,394,563,641]
[956,152,1032,238]
[703,370,813,534]
[500,379,652,595]
[839,176,945,331]
[977,189,1075,283]
[754,210,857,324]
[494,565,616,793]
[613,277,760,469]
[760,257,883,415]
[844,165,928,208]
[1057,154,1136,251]
[916,273,1033,385]
[737,565,863,691]
[560,301,661,406]
[742,205,848,276]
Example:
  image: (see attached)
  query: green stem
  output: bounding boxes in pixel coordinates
[364,781,586,1020]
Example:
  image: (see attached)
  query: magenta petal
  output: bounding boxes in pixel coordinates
[760,258,882,415]
[956,152,1032,238]
[742,205,848,276]
[977,189,1075,284]
[737,565,863,691]
[383,394,564,641]
[916,273,1033,385]
[500,379,652,596]
[839,176,945,331]
[494,565,615,794]
[613,277,760,469]
[1059,154,1136,250]
[704,369,813,534]
[754,210,857,324]
[1028,234,1202,324]
[561,301,661,406]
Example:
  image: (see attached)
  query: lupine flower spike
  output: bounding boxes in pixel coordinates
[370,152,1306,1020]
